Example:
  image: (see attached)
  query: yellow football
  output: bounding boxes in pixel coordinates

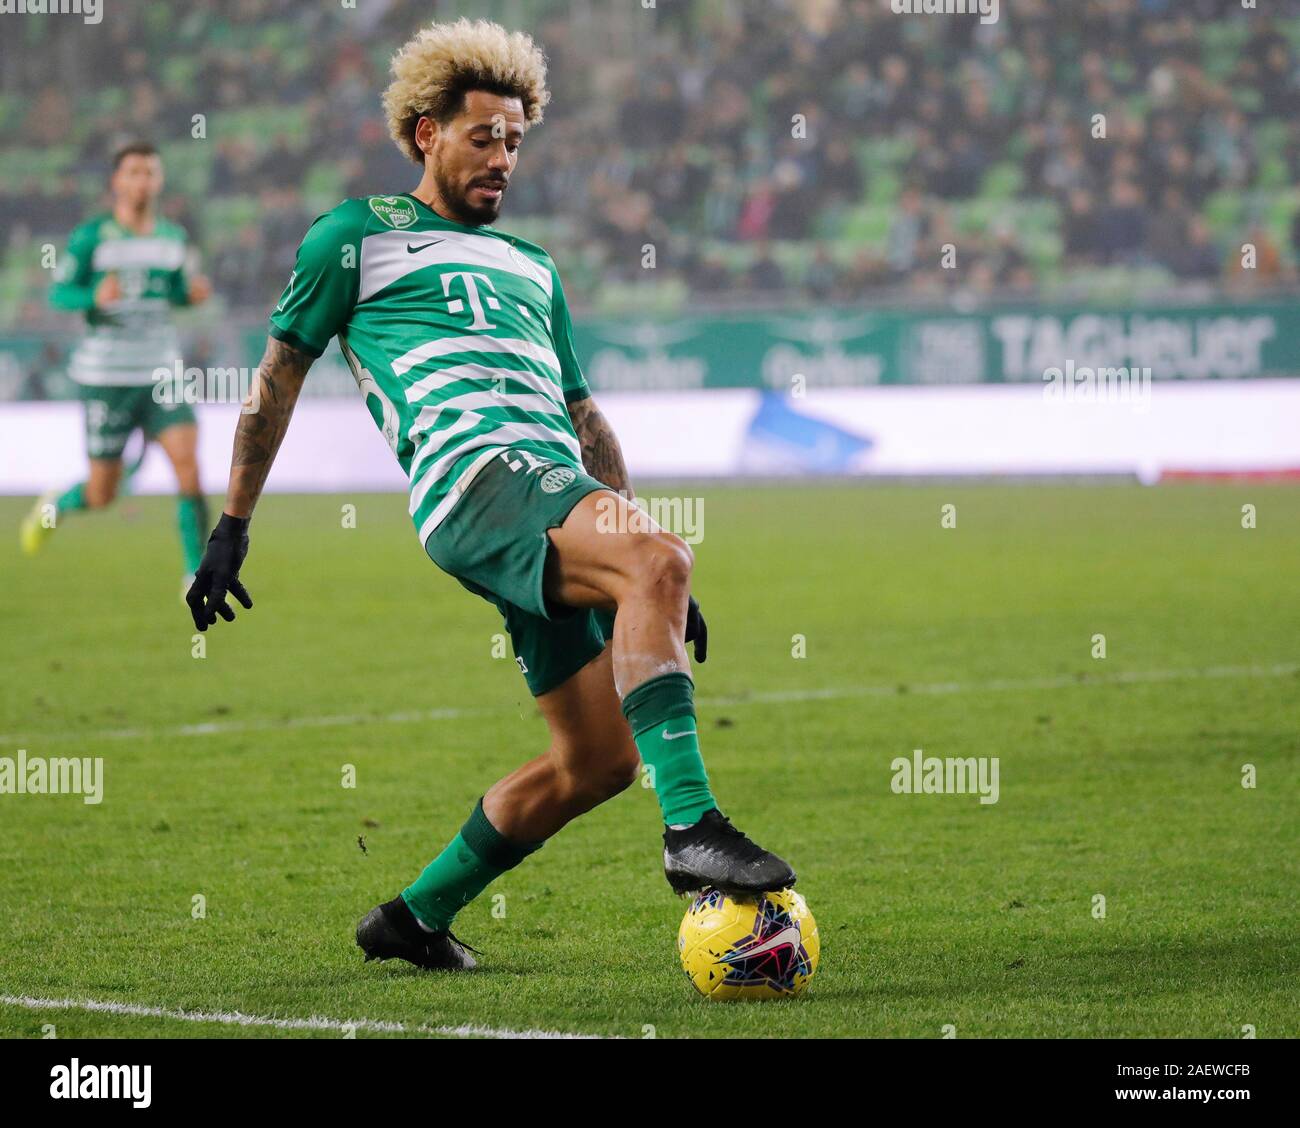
[677,887,819,1001]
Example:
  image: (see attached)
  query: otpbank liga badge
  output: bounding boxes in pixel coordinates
[368,196,418,229]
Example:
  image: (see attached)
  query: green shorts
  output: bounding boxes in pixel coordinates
[424,449,615,697]
[80,384,196,460]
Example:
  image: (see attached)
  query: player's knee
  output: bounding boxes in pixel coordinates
[628,532,693,600]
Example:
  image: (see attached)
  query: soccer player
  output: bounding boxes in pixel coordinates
[22,142,213,591]
[186,18,795,970]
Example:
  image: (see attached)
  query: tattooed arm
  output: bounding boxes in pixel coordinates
[568,395,633,499]
[566,394,637,636]
[185,337,313,629]
[224,337,314,517]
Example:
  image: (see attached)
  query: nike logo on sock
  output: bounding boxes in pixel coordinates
[662,729,697,741]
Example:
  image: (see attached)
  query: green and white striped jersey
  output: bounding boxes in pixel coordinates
[50,213,194,386]
[269,194,589,544]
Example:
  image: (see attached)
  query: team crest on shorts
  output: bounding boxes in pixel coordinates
[540,467,576,494]
[368,196,418,229]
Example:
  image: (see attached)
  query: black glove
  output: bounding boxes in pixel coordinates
[685,594,708,663]
[186,513,253,631]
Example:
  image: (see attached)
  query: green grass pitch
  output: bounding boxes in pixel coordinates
[1,484,1296,1038]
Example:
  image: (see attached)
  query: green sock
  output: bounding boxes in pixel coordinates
[402,797,544,931]
[55,482,87,514]
[621,672,716,827]
[177,494,208,575]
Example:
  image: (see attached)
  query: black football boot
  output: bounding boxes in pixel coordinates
[662,809,796,896]
[355,895,478,971]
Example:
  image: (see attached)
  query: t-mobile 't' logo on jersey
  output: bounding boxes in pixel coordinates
[440,271,501,330]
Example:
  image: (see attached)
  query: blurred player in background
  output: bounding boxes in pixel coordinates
[20,142,213,593]
[186,18,794,971]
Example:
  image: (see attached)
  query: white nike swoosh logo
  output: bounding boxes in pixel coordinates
[726,925,801,962]
[662,729,697,741]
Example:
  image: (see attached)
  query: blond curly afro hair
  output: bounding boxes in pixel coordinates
[383,17,551,165]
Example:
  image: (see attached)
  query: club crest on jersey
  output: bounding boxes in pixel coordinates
[540,467,576,494]
[368,196,418,230]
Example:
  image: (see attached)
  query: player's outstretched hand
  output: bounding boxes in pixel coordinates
[186,513,253,631]
[685,594,708,663]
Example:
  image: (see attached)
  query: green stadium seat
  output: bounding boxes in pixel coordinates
[1258,154,1289,191]
[859,137,914,169]
[810,201,851,242]
[161,57,200,92]
[206,195,261,235]
[302,164,347,214]
[868,168,901,205]
[0,95,21,136]
[769,240,815,282]
[841,204,892,247]
[1254,120,1289,160]
[980,162,1023,200]
[1203,191,1245,238]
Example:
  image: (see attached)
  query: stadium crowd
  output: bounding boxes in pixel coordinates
[0,0,1298,327]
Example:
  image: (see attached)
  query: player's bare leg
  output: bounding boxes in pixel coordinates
[544,490,693,697]
[155,423,200,495]
[20,457,122,555]
[84,458,124,508]
[358,648,640,970]
[155,422,208,587]
[547,489,796,896]
[483,646,640,841]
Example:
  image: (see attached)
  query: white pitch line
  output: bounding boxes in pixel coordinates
[704,661,1300,705]
[0,994,611,1040]
[2,662,1295,747]
[0,705,497,746]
